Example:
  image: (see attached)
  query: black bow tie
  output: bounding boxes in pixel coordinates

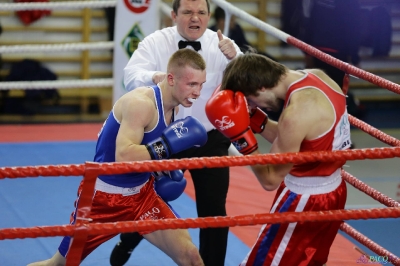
[178,40,201,51]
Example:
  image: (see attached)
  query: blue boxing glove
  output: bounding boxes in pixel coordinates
[154,170,187,202]
[145,116,207,160]
[153,169,184,182]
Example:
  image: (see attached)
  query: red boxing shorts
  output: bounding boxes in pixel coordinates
[58,176,179,260]
[241,169,347,266]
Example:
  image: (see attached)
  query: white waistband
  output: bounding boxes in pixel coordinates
[95,178,148,196]
[284,169,342,195]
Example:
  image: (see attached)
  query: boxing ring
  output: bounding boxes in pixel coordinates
[1,0,400,265]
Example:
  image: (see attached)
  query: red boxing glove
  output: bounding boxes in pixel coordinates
[206,90,258,155]
[250,107,268,133]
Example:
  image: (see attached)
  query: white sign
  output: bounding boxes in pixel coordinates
[112,0,160,103]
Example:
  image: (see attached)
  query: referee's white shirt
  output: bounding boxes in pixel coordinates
[123,26,243,132]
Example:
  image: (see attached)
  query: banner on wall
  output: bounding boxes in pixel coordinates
[112,0,160,103]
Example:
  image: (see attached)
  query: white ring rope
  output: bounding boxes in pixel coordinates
[213,0,290,42]
[0,79,113,90]
[0,0,289,91]
[160,1,172,16]
[0,1,118,90]
[0,41,114,54]
[211,0,400,96]
[0,0,116,11]
[2,0,397,95]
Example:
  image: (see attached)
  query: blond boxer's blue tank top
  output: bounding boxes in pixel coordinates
[94,85,172,187]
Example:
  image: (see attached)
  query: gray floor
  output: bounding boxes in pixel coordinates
[343,129,400,209]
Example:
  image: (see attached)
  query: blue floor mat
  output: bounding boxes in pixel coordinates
[0,141,249,265]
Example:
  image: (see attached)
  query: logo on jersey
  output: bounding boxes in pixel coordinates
[170,121,189,138]
[124,0,150,14]
[214,116,235,131]
[333,111,352,150]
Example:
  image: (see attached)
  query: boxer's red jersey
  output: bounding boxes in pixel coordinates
[284,72,351,177]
